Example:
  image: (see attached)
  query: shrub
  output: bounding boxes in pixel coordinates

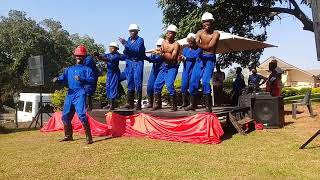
[281,88,299,98]
[312,87,320,94]
[94,75,127,107]
[299,88,311,95]
[51,87,68,111]
[0,124,12,134]
[94,75,107,106]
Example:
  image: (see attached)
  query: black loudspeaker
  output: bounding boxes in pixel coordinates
[28,55,51,86]
[251,95,284,128]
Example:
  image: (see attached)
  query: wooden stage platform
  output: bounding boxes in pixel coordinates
[88,106,253,135]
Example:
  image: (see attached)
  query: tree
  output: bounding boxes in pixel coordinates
[0,10,106,108]
[70,34,104,55]
[157,0,312,68]
[0,10,57,104]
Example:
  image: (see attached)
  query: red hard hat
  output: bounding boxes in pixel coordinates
[74,45,87,56]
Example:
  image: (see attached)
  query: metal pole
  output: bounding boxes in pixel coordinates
[310,0,320,61]
[40,86,43,128]
[15,103,18,128]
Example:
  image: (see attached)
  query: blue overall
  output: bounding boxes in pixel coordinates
[104,52,127,100]
[146,54,163,96]
[189,54,216,96]
[83,55,99,96]
[154,63,179,96]
[57,65,94,124]
[181,47,202,94]
[123,36,146,93]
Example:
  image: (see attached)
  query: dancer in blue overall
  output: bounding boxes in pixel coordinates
[99,42,127,110]
[178,33,202,109]
[153,25,180,111]
[144,38,164,108]
[53,45,95,144]
[83,55,100,110]
[119,24,146,110]
[187,12,220,112]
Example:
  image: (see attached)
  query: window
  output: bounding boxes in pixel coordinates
[17,101,24,111]
[25,101,33,113]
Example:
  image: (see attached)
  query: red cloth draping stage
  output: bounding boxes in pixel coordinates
[41,112,224,144]
[40,112,110,136]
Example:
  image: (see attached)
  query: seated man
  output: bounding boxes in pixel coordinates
[248,67,267,92]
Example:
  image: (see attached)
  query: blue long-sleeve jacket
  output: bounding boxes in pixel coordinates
[123,36,146,60]
[57,65,95,96]
[104,52,127,73]
[84,55,100,79]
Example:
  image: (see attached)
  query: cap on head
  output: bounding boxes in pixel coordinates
[166,24,177,32]
[74,45,87,56]
[201,12,214,21]
[156,38,164,46]
[187,33,196,39]
[128,24,140,31]
[109,42,119,49]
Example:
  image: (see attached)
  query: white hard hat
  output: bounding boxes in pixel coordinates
[166,24,177,32]
[109,42,119,49]
[128,24,140,31]
[156,38,164,46]
[201,12,214,21]
[187,33,196,39]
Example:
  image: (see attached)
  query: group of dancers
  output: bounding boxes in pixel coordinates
[52,12,220,144]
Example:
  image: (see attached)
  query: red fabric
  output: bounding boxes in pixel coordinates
[40,112,110,136]
[106,112,224,144]
[254,120,264,130]
[41,112,224,144]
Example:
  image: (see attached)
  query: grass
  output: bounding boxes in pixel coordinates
[1,104,320,179]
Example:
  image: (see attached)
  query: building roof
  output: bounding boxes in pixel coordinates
[307,69,320,76]
[258,56,315,77]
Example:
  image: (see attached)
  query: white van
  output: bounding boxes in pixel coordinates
[17,93,52,122]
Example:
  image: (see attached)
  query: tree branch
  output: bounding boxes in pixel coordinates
[253,2,314,32]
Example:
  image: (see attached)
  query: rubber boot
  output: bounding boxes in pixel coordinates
[135,91,142,110]
[82,121,93,144]
[146,95,153,108]
[121,91,135,109]
[169,94,177,112]
[60,124,73,142]
[152,93,162,111]
[205,94,213,113]
[179,93,188,109]
[108,99,115,111]
[184,95,196,111]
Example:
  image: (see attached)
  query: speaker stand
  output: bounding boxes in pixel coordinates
[28,86,48,128]
[299,130,320,149]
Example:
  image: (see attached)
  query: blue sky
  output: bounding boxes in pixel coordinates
[0,0,319,70]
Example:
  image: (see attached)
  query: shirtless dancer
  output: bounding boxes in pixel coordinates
[186,12,220,112]
[153,24,180,111]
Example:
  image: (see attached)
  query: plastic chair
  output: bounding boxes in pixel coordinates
[292,90,314,119]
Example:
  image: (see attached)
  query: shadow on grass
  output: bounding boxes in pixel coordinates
[284,122,294,126]
[72,136,115,143]
[284,110,303,115]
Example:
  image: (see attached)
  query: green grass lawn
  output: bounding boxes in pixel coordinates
[1,106,320,179]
